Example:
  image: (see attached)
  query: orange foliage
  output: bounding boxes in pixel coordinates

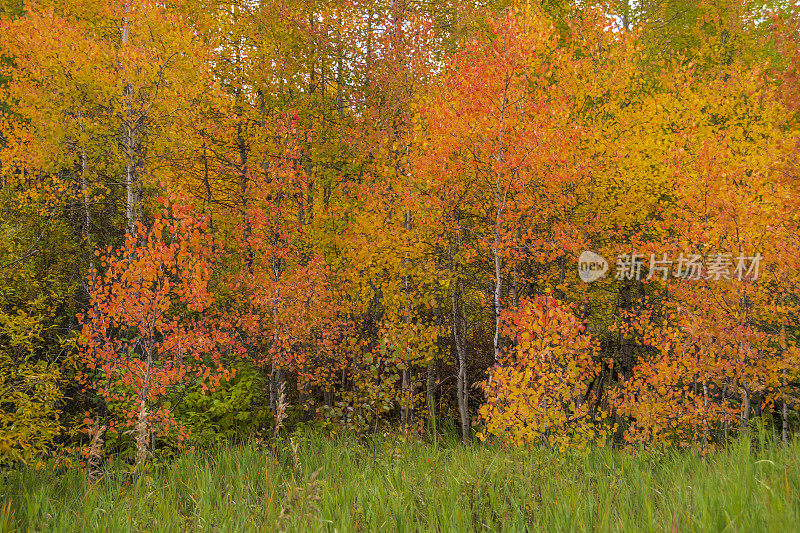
[77,196,233,445]
[479,294,614,450]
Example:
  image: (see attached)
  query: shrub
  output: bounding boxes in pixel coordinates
[478,293,613,450]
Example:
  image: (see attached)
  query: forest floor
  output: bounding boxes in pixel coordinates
[1,429,799,532]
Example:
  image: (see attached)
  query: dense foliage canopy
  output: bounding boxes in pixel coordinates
[1,0,799,468]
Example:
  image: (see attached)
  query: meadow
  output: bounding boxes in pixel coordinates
[2,428,798,533]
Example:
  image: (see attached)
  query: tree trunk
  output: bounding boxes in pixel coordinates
[299,365,311,422]
[619,283,634,377]
[426,359,436,434]
[783,397,789,446]
[511,265,518,310]
[741,384,751,431]
[427,301,442,435]
[491,77,510,365]
[136,346,152,474]
[336,20,344,124]
[76,111,92,242]
[783,368,789,446]
[401,211,413,428]
[492,232,503,365]
[453,275,469,443]
[269,365,286,420]
[269,364,277,415]
[781,322,789,445]
[122,0,139,233]
[400,368,411,427]
[135,397,148,471]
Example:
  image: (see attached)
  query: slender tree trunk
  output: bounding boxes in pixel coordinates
[238,117,253,270]
[492,231,503,365]
[702,378,710,445]
[451,231,469,443]
[491,77,511,365]
[269,364,276,415]
[299,365,311,422]
[80,150,91,237]
[426,359,436,433]
[453,281,469,442]
[136,345,152,474]
[401,211,413,428]
[783,366,789,446]
[741,383,751,431]
[619,283,634,377]
[401,367,410,427]
[269,364,286,419]
[135,396,147,470]
[366,8,373,98]
[121,0,139,233]
[511,265,518,310]
[76,111,92,242]
[427,299,442,435]
[336,20,344,125]
[124,121,137,233]
[782,323,789,445]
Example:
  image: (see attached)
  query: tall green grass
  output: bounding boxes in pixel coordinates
[1,430,798,532]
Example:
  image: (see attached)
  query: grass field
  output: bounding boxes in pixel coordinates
[1,429,799,532]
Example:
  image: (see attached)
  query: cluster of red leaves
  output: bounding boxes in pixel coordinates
[77,195,235,445]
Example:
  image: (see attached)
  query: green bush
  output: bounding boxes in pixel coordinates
[175,361,269,448]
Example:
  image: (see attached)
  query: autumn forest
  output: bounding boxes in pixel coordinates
[1,0,800,529]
